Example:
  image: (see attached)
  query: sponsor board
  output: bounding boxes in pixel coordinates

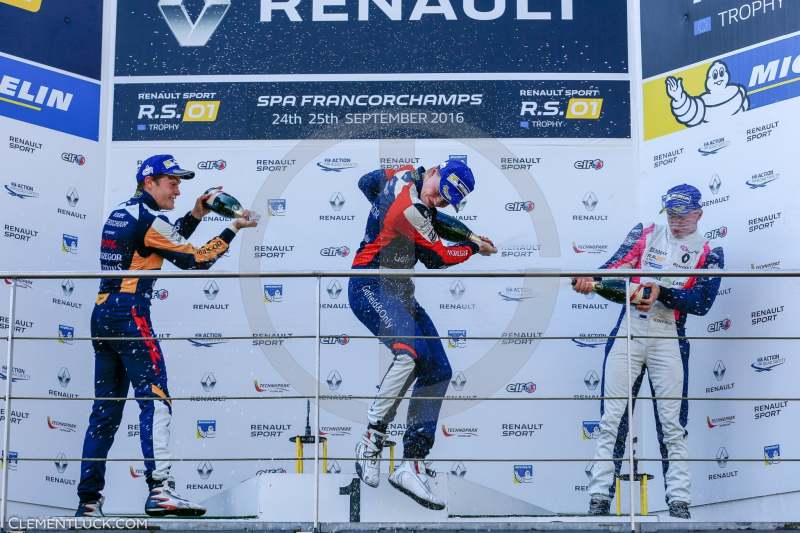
[116,0,627,76]
[641,0,799,78]
[113,80,630,140]
[0,55,100,140]
[0,0,102,79]
[644,34,800,140]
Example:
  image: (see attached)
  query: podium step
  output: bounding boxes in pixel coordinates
[201,473,562,521]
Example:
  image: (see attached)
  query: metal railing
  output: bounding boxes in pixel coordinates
[0,269,795,531]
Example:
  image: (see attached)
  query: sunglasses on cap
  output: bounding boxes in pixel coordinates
[661,193,700,215]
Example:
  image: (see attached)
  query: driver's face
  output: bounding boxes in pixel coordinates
[421,168,449,209]
[667,209,702,238]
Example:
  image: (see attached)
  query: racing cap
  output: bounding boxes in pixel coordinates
[660,183,702,215]
[438,159,475,212]
[136,154,195,183]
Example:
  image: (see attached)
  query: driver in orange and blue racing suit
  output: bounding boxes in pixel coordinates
[76,155,257,517]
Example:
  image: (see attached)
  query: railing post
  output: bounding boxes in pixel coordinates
[624,277,635,532]
[313,275,321,533]
[1,280,18,529]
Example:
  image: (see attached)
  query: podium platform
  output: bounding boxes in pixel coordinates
[201,473,559,521]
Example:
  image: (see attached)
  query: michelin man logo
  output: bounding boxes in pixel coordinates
[666,61,749,127]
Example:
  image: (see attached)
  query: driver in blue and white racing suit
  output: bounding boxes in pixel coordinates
[573,184,724,520]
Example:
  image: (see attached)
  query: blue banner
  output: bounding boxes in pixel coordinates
[726,33,800,110]
[642,32,800,140]
[641,0,800,78]
[112,80,630,140]
[115,0,627,76]
[0,0,103,80]
[0,54,101,141]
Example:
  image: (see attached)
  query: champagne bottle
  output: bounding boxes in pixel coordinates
[433,210,481,245]
[204,187,245,219]
[572,278,651,305]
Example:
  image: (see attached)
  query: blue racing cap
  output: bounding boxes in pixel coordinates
[136,154,195,183]
[661,183,702,214]
[438,159,475,212]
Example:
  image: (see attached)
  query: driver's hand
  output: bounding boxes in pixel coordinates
[477,238,497,256]
[635,282,660,312]
[192,188,218,219]
[572,277,595,294]
[233,209,259,229]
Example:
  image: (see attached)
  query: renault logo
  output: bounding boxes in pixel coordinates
[327,280,342,299]
[716,447,729,468]
[326,370,342,391]
[200,372,217,392]
[158,0,231,47]
[713,360,726,381]
[203,280,220,300]
[582,191,598,212]
[57,367,71,388]
[197,461,214,479]
[449,280,465,300]
[329,192,345,211]
[709,174,722,195]
[54,452,68,473]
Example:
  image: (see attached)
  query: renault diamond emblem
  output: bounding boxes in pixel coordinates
[158,0,231,47]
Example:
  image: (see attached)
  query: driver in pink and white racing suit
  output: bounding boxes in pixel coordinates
[573,184,724,520]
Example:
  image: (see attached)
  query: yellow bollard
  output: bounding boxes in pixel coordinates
[290,434,328,474]
[640,475,649,515]
[322,438,328,474]
[385,440,397,474]
[615,472,654,516]
[295,437,304,474]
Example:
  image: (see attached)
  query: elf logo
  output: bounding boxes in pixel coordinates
[158,0,232,47]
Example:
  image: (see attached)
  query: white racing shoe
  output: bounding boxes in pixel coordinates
[355,429,386,488]
[145,479,206,517]
[388,460,446,510]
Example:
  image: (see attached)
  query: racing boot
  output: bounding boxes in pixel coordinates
[145,478,206,517]
[668,500,691,519]
[75,496,105,517]
[588,495,611,516]
[355,428,386,488]
[388,460,445,510]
